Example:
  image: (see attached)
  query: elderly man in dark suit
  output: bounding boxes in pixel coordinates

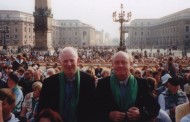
[38,47,96,122]
[95,51,160,122]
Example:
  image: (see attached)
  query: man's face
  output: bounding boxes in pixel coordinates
[60,51,78,78]
[155,74,161,82]
[24,70,33,79]
[112,54,131,80]
[168,84,180,94]
[33,88,41,99]
[168,58,173,64]
[2,99,14,118]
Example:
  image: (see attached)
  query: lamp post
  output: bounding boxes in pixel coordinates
[0,25,9,49]
[113,4,131,51]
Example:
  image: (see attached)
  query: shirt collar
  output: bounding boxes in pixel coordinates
[118,75,130,85]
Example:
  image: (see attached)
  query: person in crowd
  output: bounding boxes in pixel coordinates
[0,88,19,122]
[134,68,142,78]
[183,74,190,96]
[7,72,23,117]
[12,54,24,71]
[1,65,9,82]
[19,68,35,96]
[0,77,7,88]
[94,64,103,78]
[20,81,42,121]
[152,71,162,88]
[46,68,56,78]
[38,47,96,122]
[146,77,172,122]
[21,57,28,70]
[101,68,111,78]
[164,56,179,78]
[78,64,84,71]
[144,68,153,78]
[176,100,190,122]
[17,67,25,81]
[95,51,160,122]
[37,108,63,122]
[156,73,172,95]
[158,77,188,122]
[33,69,43,82]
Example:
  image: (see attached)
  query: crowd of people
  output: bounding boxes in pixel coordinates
[0,46,190,122]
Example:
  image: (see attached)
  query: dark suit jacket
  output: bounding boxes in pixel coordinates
[95,76,160,122]
[38,71,96,122]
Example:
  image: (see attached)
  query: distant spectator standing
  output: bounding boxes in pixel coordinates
[164,56,179,78]
[95,64,103,78]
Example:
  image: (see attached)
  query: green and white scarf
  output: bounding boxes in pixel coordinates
[110,74,138,111]
[59,70,80,122]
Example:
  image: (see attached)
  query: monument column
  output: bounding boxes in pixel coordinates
[33,0,54,50]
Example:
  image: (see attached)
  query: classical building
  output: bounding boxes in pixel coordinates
[52,20,103,47]
[125,8,190,53]
[0,10,103,48]
[0,10,34,48]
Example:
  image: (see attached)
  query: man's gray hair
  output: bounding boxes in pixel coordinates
[59,47,78,61]
[111,51,133,63]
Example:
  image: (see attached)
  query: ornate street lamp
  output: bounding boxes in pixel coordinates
[0,25,9,49]
[113,4,131,51]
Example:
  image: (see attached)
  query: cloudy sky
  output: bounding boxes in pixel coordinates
[0,0,189,38]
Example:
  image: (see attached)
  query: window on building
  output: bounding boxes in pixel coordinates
[24,27,26,32]
[186,36,189,39]
[29,28,30,32]
[6,35,9,38]
[135,32,137,35]
[15,28,17,32]
[141,32,143,35]
[75,32,77,35]
[15,35,18,38]
[186,26,189,32]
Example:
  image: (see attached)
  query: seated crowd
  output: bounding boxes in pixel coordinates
[0,47,190,122]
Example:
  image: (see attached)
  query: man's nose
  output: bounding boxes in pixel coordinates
[67,61,72,65]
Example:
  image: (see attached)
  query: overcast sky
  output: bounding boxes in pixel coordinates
[0,0,189,38]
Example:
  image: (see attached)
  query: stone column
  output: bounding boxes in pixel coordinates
[33,0,54,51]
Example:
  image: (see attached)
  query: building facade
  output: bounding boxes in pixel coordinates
[0,10,34,48]
[125,8,190,53]
[0,10,103,48]
[52,20,101,47]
